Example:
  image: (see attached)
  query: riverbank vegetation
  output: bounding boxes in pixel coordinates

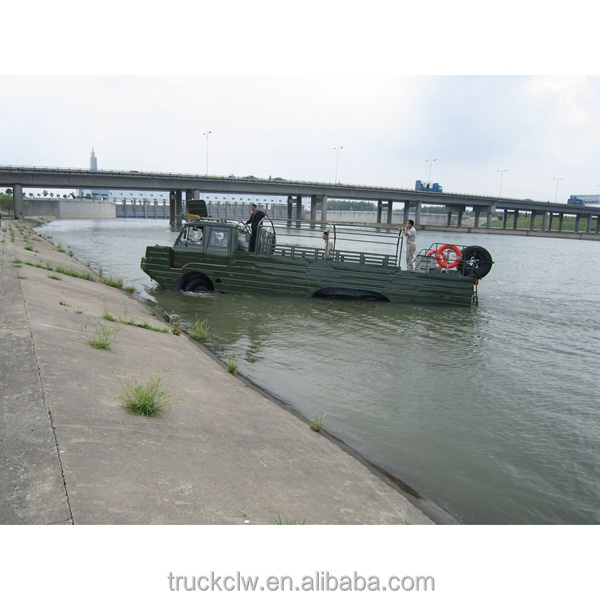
[189,319,210,342]
[309,410,326,432]
[119,370,178,416]
[81,321,120,350]
[102,307,169,333]
[225,356,238,374]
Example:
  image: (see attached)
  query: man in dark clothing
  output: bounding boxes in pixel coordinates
[245,203,268,252]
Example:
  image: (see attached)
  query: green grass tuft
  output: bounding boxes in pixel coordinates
[119,372,177,416]
[55,264,95,280]
[102,309,169,333]
[226,356,238,374]
[102,274,124,289]
[275,513,307,525]
[189,319,210,342]
[309,410,327,432]
[81,321,119,350]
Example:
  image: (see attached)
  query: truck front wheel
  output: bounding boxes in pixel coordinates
[177,274,214,293]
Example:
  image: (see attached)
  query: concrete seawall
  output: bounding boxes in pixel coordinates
[0,218,442,525]
[21,199,116,219]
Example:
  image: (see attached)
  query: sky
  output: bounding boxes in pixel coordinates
[2,1,599,207]
[3,76,599,203]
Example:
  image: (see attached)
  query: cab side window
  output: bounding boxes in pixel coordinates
[176,228,188,245]
[208,227,230,248]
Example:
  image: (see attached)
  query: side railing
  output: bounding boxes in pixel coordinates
[255,219,401,267]
[272,244,394,267]
[414,243,468,273]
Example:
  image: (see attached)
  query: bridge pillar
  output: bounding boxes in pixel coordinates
[558,213,564,232]
[171,191,181,226]
[502,210,508,229]
[414,201,422,226]
[176,191,183,226]
[446,208,453,227]
[584,214,592,234]
[403,201,411,224]
[474,210,481,228]
[185,190,195,224]
[542,211,549,232]
[287,195,302,227]
[309,195,328,225]
[13,184,24,218]
[456,206,465,227]
[320,195,328,222]
[310,195,317,224]
[485,203,496,229]
[574,214,581,233]
[375,200,394,224]
[513,210,519,230]
[529,210,536,231]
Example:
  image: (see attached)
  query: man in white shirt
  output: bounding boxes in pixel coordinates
[322,231,333,260]
[401,220,416,270]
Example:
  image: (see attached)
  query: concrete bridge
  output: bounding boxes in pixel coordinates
[2,165,600,236]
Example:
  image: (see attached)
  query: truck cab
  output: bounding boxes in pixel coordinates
[415,180,443,193]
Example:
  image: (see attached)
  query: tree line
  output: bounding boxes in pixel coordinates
[0,189,13,215]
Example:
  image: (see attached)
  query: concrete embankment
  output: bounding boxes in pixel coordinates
[0,219,439,525]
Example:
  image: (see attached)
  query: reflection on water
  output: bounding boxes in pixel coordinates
[39,219,600,524]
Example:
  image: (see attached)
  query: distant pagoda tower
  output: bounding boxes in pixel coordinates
[90,148,98,171]
[80,148,108,199]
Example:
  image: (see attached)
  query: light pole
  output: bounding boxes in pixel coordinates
[553,177,563,202]
[426,158,436,186]
[334,147,343,183]
[497,169,507,197]
[203,131,212,175]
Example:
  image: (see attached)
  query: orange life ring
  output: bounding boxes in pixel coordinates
[425,248,440,268]
[435,244,462,269]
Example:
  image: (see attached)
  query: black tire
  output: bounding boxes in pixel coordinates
[181,276,213,293]
[456,246,493,279]
[313,288,389,302]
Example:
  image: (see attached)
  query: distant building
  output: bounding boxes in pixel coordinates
[78,149,110,200]
[90,148,98,171]
[78,149,170,202]
[76,151,286,207]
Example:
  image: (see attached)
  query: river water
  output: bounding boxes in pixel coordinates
[38,219,600,524]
